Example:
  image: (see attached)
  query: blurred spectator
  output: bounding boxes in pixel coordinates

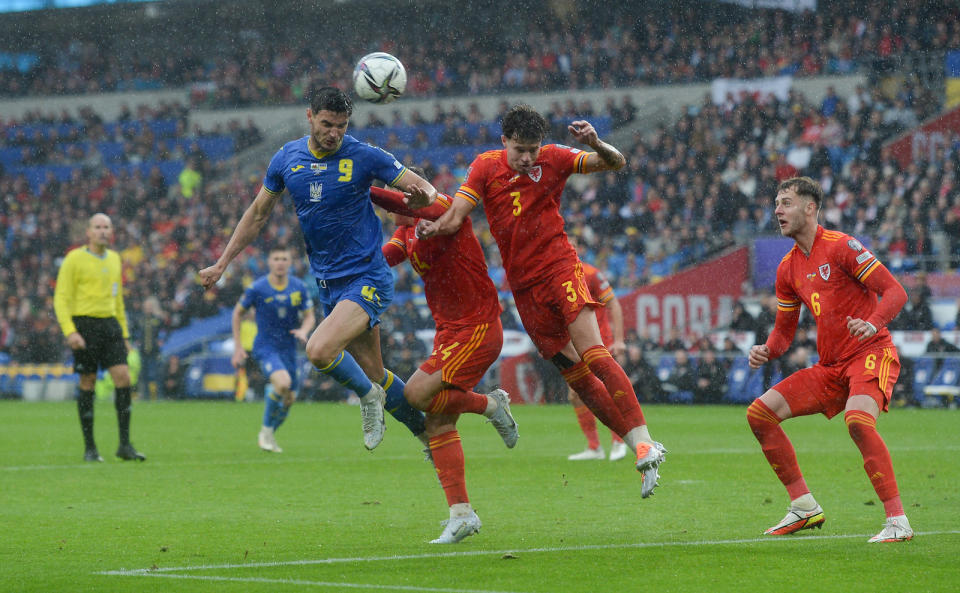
[694,350,726,404]
[660,349,696,401]
[925,327,960,374]
[160,354,186,399]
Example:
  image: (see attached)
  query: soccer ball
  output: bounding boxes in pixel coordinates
[353,52,407,104]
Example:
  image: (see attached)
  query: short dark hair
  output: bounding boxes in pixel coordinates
[501,104,548,143]
[309,86,353,116]
[778,176,823,209]
[268,243,291,255]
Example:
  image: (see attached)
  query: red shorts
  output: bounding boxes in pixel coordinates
[419,317,503,391]
[512,262,600,358]
[772,345,900,419]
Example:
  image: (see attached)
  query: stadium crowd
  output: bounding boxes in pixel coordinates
[0,2,958,105]
[1,2,959,406]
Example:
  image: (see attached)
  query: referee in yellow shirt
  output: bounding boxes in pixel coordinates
[54,213,145,462]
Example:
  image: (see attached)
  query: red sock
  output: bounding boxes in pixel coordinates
[845,410,903,517]
[574,405,600,449]
[561,362,629,436]
[430,430,468,506]
[582,345,646,428]
[747,399,809,499]
[426,388,488,416]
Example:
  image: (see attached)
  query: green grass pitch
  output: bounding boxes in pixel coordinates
[1,399,958,593]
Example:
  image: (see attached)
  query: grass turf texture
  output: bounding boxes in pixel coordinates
[1,400,957,593]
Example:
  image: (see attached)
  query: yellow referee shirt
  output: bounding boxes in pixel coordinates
[54,246,129,339]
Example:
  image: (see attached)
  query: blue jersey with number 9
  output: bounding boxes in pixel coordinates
[263,135,407,281]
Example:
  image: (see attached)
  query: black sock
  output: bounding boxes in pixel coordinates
[115,386,132,446]
[77,389,96,449]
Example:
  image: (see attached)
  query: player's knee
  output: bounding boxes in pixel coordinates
[403,383,432,411]
[306,341,337,369]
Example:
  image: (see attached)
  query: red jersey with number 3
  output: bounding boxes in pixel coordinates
[456,145,590,290]
[582,261,615,345]
[774,226,897,365]
[382,195,501,328]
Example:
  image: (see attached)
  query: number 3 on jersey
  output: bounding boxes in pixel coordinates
[511,191,522,216]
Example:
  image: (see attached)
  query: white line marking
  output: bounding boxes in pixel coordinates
[99,530,960,577]
[118,573,525,593]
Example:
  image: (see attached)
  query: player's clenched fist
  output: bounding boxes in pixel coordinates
[748,344,770,369]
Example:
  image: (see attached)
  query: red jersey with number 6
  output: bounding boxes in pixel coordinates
[455,145,590,291]
[773,225,905,366]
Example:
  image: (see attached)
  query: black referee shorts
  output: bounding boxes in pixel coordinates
[72,316,128,375]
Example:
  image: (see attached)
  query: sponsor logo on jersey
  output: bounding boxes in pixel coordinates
[291,165,305,172]
[847,239,863,251]
[818,263,831,281]
[528,165,542,182]
[856,251,874,264]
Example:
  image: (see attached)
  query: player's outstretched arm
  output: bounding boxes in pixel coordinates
[370,186,446,221]
[199,187,281,289]
[394,169,437,209]
[569,120,626,173]
[419,195,474,238]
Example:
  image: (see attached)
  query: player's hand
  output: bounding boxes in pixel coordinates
[568,120,598,146]
[231,348,247,369]
[748,344,770,369]
[609,340,627,363]
[403,184,435,210]
[290,328,310,343]
[66,332,86,350]
[418,214,460,238]
[846,316,877,342]
[198,264,224,290]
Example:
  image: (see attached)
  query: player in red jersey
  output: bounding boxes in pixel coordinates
[747,177,913,543]
[566,258,628,461]
[419,104,665,497]
[372,178,517,544]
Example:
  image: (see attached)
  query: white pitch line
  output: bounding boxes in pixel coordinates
[124,572,526,593]
[98,530,960,577]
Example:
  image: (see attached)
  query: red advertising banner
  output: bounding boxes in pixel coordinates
[500,247,750,403]
[886,105,960,169]
[621,247,749,344]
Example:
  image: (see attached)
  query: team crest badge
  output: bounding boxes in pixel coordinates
[528,166,542,182]
[847,239,863,252]
[309,182,323,202]
[818,264,831,281]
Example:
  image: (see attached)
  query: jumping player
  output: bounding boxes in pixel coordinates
[418,104,665,496]
[231,245,315,453]
[373,180,517,544]
[200,87,431,451]
[747,176,913,543]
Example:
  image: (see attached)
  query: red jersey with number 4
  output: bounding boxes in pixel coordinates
[456,144,590,290]
[582,261,615,345]
[773,226,905,366]
[382,195,501,328]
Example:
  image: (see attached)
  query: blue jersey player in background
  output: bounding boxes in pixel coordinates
[232,245,315,453]
[200,86,437,451]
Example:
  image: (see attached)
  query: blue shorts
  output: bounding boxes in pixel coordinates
[316,266,394,329]
[253,346,300,391]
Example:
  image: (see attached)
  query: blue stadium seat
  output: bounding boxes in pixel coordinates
[912,357,935,402]
[723,357,754,404]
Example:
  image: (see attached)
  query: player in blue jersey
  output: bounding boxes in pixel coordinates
[232,245,315,453]
[200,86,437,450]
